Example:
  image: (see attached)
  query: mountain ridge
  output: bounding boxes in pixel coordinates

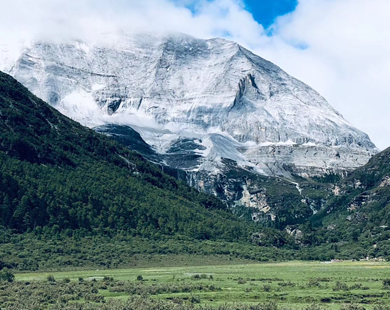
[0,32,378,224]
[1,67,390,263]
[2,32,377,177]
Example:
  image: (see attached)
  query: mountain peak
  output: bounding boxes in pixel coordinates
[2,32,377,177]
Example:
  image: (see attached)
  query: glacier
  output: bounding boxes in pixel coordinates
[0,32,377,179]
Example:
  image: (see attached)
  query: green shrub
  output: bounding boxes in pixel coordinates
[350,283,363,290]
[333,281,349,291]
[47,274,55,282]
[278,281,296,287]
[373,305,390,310]
[307,278,321,288]
[340,305,366,310]
[263,284,272,292]
[190,294,201,304]
[0,268,14,282]
[383,279,390,289]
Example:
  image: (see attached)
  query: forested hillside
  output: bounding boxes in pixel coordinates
[294,148,390,259]
[3,69,390,269]
[313,146,390,230]
[0,71,253,241]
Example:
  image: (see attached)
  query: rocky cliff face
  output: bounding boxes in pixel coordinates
[0,32,378,224]
[2,33,376,175]
[96,124,340,228]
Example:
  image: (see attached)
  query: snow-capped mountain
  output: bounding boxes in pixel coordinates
[1,33,377,179]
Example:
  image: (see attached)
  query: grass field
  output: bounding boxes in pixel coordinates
[12,260,390,309]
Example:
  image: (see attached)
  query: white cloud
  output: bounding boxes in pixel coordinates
[257,0,390,150]
[0,0,389,149]
[0,0,263,42]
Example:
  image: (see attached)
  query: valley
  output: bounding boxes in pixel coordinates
[0,27,389,310]
[4,261,390,309]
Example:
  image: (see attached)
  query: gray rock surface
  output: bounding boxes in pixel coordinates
[1,32,377,178]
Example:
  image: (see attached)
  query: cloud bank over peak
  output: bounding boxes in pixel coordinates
[266,0,390,150]
[1,0,389,149]
[0,0,265,44]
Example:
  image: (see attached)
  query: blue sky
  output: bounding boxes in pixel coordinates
[179,0,298,29]
[242,0,297,28]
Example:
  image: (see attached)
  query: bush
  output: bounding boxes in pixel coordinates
[278,281,296,287]
[85,293,104,303]
[340,305,366,310]
[0,268,14,282]
[350,283,363,290]
[374,306,390,310]
[305,304,325,310]
[136,275,143,281]
[190,294,201,304]
[383,279,390,289]
[307,279,321,288]
[263,284,272,292]
[333,281,349,291]
[91,287,99,294]
[47,274,55,282]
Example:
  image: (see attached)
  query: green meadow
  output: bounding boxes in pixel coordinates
[6,260,390,309]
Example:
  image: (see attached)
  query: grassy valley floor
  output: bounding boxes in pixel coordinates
[4,261,390,309]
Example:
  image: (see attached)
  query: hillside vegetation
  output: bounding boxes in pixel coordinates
[295,148,390,259]
[0,71,257,241]
[2,68,390,270]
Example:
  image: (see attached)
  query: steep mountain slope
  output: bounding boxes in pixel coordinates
[286,147,390,260]
[0,70,252,241]
[3,33,376,178]
[0,33,377,225]
[93,123,337,228]
[313,146,390,230]
[2,69,389,262]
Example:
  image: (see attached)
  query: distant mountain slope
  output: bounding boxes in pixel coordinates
[313,146,390,227]
[291,147,390,259]
[327,146,390,224]
[0,70,252,241]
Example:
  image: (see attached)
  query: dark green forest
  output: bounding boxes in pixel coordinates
[0,70,258,241]
[2,69,390,272]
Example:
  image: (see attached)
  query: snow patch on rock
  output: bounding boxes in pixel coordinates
[1,32,378,177]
